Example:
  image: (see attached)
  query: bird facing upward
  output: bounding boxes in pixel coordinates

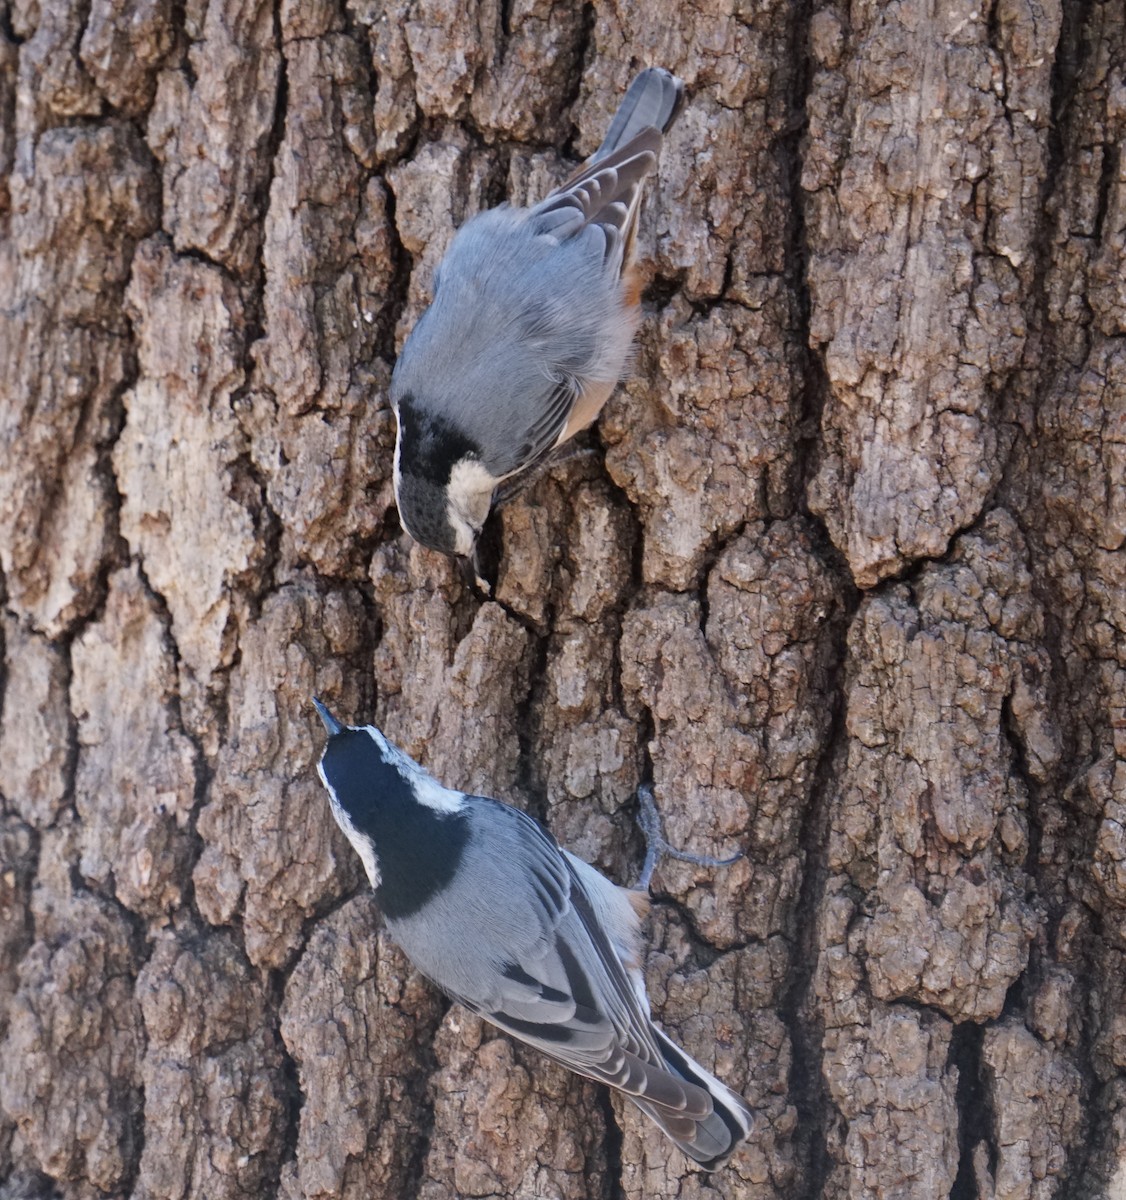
[390,67,685,586]
[312,699,753,1169]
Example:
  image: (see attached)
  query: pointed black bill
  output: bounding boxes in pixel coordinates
[459,553,493,598]
[461,513,501,598]
[312,696,344,736]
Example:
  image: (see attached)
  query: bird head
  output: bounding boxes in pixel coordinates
[391,387,496,591]
[312,698,385,888]
[392,469,463,556]
[312,699,468,914]
[393,467,495,595]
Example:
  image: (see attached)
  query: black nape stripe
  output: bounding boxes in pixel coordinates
[397,392,483,481]
[321,729,469,920]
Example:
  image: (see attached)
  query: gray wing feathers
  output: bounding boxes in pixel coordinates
[529,131,662,271]
[514,377,579,468]
[391,797,751,1168]
[481,852,661,1065]
[475,848,746,1156]
[595,66,685,159]
[633,1025,755,1168]
[487,868,749,1166]
[528,67,685,276]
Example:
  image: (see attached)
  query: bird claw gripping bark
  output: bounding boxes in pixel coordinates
[634,784,744,893]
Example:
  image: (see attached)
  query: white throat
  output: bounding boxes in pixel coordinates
[445,458,498,557]
[318,759,382,889]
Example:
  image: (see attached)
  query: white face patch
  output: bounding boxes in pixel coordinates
[318,758,382,888]
[445,458,500,557]
[364,727,464,814]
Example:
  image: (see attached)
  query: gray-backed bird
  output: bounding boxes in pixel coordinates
[312,698,752,1169]
[390,67,685,588]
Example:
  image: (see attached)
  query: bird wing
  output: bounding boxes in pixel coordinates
[447,802,714,1119]
[506,375,581,476]
[528,127,663,277]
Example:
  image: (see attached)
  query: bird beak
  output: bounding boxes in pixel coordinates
[312,696,344,736]
[459,553,493,597]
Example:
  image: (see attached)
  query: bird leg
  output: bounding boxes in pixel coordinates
[634,785,743,892]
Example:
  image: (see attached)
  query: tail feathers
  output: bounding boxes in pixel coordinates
[630,1026,754,1170]
[535,68,683,274]
[596,67,685,161]
[532,128,665,280]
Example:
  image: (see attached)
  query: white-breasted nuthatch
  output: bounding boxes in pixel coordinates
[312,698,752,1169]
[390,67,685,585]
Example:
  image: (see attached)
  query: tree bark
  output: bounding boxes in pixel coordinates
[0,1,1123,1198]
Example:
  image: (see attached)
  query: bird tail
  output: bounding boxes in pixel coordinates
[556,67,683,275]
[628,1025,754,1170]
[595,67,685,160]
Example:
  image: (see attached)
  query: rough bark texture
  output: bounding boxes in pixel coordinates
[0,1,1123,1198]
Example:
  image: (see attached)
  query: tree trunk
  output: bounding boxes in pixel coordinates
[0,1,1123,1197]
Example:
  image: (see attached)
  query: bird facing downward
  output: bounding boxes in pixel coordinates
[312,699,753,1170]
[390,67,685,584]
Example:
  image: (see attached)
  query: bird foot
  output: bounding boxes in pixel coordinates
[634,785,743,892]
